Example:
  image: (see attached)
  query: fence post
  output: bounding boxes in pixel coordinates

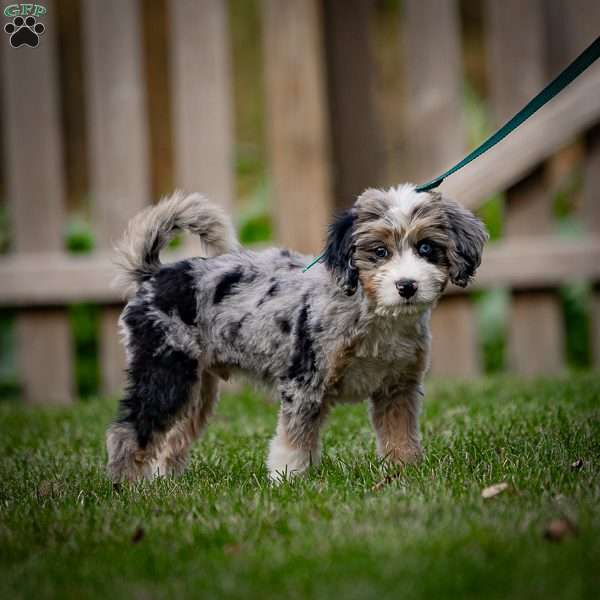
[83,0,150,396]
[1,0,73,405]
[487,0,564,376]
[323,0,381,209]
[552,0,600,367]
[403,0,480,377]
[168,0,233,259]
[169,0,234,211]
[262,0,334,254]
[584,125,600,366]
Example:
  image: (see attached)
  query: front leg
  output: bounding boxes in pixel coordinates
[369,380,424,465]
[267,386,328,482]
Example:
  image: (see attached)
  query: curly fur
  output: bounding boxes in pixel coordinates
[114,191,239,295]
[106,185,487,483]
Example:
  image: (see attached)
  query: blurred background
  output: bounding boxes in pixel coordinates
[0,0,599,405]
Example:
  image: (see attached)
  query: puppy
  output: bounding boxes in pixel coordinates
[106,184,487,483]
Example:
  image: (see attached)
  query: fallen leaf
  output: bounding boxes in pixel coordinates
[224,543,241,556]
[37,480,53,498]
[131,526,145,544]
[481,482,509,499]
[543,518,577,542]
[37,480,61,498]
[570,458,584,471]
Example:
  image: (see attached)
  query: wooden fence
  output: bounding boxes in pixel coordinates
[0,0,599,404]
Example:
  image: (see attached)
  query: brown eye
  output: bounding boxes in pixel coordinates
[374,246,388,258]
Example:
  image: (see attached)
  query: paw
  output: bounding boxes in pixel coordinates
[384,444,423,466]
[4,16,45,48]
[106,423,155,483]
[267,437,319,483]
[151,453,187,478]
[267,466,301,483]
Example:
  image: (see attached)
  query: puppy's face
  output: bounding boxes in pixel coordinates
[323,185,488,315]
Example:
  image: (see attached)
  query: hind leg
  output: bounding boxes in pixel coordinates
[153,371,219,477]
[106,345,200,484]
[106,421,155,483]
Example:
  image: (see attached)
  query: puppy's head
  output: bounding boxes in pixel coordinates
[323,184,488,314]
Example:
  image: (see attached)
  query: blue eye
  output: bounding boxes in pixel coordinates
[374,247,388,258]
[417,241,433,257]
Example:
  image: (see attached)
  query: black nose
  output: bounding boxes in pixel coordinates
[396,279,418,298]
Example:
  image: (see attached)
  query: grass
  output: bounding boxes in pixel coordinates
[1,374,599,600]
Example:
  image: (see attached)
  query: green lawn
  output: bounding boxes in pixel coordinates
[1,374,599,600]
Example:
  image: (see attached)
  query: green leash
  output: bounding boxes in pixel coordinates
[415,35,600,192]
[303,35,600,273]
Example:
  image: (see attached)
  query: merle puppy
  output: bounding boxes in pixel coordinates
[107,185,487,482]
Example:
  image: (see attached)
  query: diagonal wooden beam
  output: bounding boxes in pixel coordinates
[439,62,600,209]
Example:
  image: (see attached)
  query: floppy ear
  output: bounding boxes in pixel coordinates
[322,210,359,296]
[442,197,488,287]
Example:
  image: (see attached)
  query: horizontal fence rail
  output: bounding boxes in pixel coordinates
[2,237,600,306]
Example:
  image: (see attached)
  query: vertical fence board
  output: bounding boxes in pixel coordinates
[15,311,72,406]
[83,0,150,396]
[403,0,465,184]
[143,0,173,199]
[430,296,480,378]
[487,0,563,376]
[403,0,479,377]
[583,125,600,367]
[323,0,381,209]
[169,0,233,209]
[549,0,600,367]
[262,0,333,254]
[1,1,73,405]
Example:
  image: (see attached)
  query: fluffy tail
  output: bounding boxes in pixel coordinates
[115,191,238,294]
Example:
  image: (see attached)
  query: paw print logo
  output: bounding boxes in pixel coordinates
[4,16,45,48]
